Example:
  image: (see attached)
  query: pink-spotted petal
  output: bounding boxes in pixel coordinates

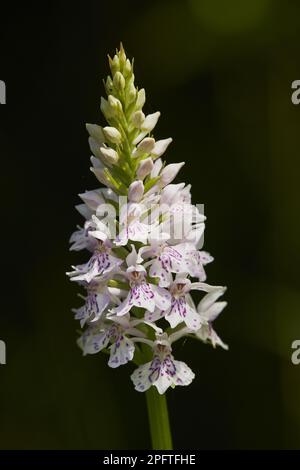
[108,336,135,368]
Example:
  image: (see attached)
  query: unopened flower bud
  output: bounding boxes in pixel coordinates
[131,111,145,129]
[123,59,132,78]
[108,95,123,114]
[113,71,125,91]
[151,158,163,178]
[133,112,161,146]
[103,126,122,145]
[151,138,173,158]
[136,88,146,110]
[110,54,120,75]
[137,157,154,180]
[128,180,144,202]
[142,112,160,132]
[119,43,127,67]
[79,189,105,210]
[100,97,114,120]
[86,124,105,144]
[90,155,103,170]
[127,82,137,104]
[89,137,103,160]
[138,137,155,153]
[99,146,119,165]
[160,162,185,187]
[90,164,120,192]
[105,76,113,93]
[132,138,155,158]
[91,167,112,188]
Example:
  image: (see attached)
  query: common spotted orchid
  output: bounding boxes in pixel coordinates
[67,45,227,402]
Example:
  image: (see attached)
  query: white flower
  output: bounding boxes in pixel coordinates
[69,224,98,252]
[144,241,190,287]
[112,246,171,316]
[67,235,123,283]
[73,281,112,327]
[184,249,214,281]
[115,203,150,246]
[79,316,144,368]
[153,277,222,330]
[131,335,194,394]
[160,201,205,245]
[195,289,228,349]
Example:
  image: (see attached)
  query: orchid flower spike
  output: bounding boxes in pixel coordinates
[67,44,228,395]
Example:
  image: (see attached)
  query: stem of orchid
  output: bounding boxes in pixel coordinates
[145,387,173,450]
[141,343,173,450]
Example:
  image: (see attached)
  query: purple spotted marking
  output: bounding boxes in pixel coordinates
[169,297,187,318]
[85,293,100,316]
[87,251,111,273]
[148,354,177,383]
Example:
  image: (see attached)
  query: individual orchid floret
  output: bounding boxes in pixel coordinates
[143,240,190,287]
[184,248,214,281]
[146,276,224,331]
[195,288,228,350]
[115,203,151,246]
[112,245,171,316]
[72,279,113,327]
[69,223,98,252]
[131,333,195,394]
[78,315,146,368]
[67,228,123,283]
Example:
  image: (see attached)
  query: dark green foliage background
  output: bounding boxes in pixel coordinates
[1,0,300,449]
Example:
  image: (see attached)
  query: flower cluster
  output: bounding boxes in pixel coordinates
[67,45,228,394]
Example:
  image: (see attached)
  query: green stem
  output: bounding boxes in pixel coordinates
[145,386,173,450]
[140,341,173,450]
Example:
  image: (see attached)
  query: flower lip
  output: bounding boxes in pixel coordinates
[170,280,190,297]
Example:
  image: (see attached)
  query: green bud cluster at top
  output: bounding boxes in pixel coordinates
[86,44,160,195]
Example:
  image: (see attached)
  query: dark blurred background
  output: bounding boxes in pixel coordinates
[1,0,300,449]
